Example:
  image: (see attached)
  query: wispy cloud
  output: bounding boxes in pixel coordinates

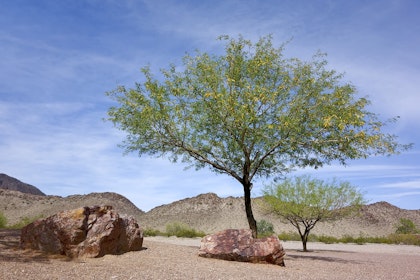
[1,0,419,211]
[0,100,244,210]
[379,181,420,190]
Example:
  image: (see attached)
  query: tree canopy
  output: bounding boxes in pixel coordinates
[262,175,365,251]
[106,35,409,238]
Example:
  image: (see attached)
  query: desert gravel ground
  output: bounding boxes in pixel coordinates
[1,230,419,280]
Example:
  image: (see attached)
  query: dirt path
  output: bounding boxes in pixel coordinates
[1,230,419,280]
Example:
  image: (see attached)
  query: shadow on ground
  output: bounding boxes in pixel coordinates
[0,229,148,263]
[286,249,361,264]
[0,229,56,263]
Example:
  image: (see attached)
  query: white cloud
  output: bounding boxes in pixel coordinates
[0,100,245,211]
[1,0,419,211]
[379,181,420,190]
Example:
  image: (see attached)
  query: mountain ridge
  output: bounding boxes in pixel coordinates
[0,189,144,226]
[1,174,419,238]
[0,173,45,196]
[140,192,420,237]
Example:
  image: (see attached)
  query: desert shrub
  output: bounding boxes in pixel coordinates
[307,234,318,242]
[278,231,301,241]
[0,211,7,228]
[395,218,419,234]
[365,236,392,244]
[165,222,206,238]
[340,235,366,245]
[143,228,165,237]
[8,215,43,229]
[278,231,420,246]
[314,235,339,244]
[387,233,420,246]
[257,219,275,237]
[315,234,419,246]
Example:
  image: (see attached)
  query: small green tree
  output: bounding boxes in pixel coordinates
[395,218,419,234]
[262,175,365,251]
[107,35,409,238]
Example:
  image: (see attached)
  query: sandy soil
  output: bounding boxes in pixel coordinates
[1,230,419,280]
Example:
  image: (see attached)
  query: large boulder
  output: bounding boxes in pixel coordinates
[20,205,143,258]
[198,229,285,266]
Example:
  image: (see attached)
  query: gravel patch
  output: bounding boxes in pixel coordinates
[1,230,419,280]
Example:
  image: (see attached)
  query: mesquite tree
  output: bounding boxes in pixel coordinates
[106,35,409,238]
[263,175,365,251]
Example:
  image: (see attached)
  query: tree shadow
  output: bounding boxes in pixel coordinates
[286,249,361,264]
[289,248,354,254]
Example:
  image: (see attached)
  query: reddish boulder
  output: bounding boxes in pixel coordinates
[21,206,143,258]
[198,229,285,266]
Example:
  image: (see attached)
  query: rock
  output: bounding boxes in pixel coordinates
[198,229,285,266]
[20,206,143,258]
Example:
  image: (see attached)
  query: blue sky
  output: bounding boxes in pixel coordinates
[1,0,419,211]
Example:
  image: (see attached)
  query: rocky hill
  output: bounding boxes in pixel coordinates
[0,189,144,226]
[1,173,419,237]
[0,173,45,196]
[140,193,420,237]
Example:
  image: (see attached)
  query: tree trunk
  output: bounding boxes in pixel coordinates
[243,182,257,238]
[302,235,308,252]
[300,230,310,252]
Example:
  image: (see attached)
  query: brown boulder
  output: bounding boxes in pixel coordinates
[20,206,143,258]
[198,229,285,266]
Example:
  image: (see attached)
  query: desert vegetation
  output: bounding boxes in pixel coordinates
[106,35,409,238]
[262,175,365,251]
[396,218,420,234]
[144,222,206,238]
[141,217,420,246]
[142,223,420,246]
[256,219,275,237]
[0,211,43,229]
[275,217,420,246]
[1,188,419,247]
[278,230,420,246]
[0,211,6,228]
[7,215,44,229]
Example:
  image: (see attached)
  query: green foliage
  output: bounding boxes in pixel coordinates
[107,35,408,178]
[257,219,275,237]
[263,175,365,251]
[387,234,420,246]
[144,225,205,238]
[0,211,7,228]
[143,228,165,237]
[359,236,391,244]
[314,235,339,244]
[278,231,302,241]
[0,212,43,229]
[395,218,419,234]
[263,175,365,222]
[333,234,420,246]
[8,215,43,229]
[339,235,367,245]
[106,34,409,237]
[165,222,206,238]
[278,232,420,246]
